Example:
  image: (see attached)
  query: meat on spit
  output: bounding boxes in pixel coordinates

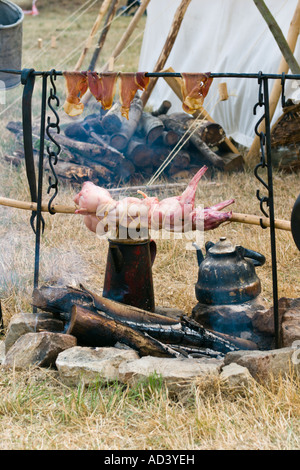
[73,166,234,235]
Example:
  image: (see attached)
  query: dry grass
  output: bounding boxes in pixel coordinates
[0,0,299,450]
[0,367,299,450]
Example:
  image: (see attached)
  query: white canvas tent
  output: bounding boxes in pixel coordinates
[138,0,300,148]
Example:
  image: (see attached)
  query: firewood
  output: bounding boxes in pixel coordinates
[164,113,226,147]
[126,138,153,168]
[159,115,225,169]
[32,285,239,355]
[140,112,164,145]
[64,122,90,142]
[151,146,169,168]
[66,305,179,357]
[159,130,180,147]
[151,100,172,117]
[101,102,123,134]
[110,97,143,150]
[170,149,191,169]
[221,152,244,172]
[83,116,104,135]
[118,159,136,181]
[52,132,124,165]
[45,160,100,183]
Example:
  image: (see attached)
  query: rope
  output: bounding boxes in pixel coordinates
[24,0,99,68]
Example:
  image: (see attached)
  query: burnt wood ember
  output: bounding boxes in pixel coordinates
[67,305,180,358]
[32,285,256,356]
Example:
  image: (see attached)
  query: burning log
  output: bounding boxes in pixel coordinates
[67,305,180,358]
[32,284,255,356]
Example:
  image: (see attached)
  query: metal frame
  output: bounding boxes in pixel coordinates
[1,68,299,347]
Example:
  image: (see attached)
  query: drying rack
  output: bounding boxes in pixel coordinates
[1,68,299,349]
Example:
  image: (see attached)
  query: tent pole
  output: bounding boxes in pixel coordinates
[141,0,192,107]
[82,0,151,105]
[161,66,240,155]
[74,0,112,72]
[88,0,119,72]
[246,0,300,166]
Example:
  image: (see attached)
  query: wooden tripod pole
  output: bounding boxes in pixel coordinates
[141,0,192,107]
[82,0,151,105]
[246,0,300,166]
[88,0,119,71]
[74,0,112,72]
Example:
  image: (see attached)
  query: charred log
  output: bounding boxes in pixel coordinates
[66,305,180,358]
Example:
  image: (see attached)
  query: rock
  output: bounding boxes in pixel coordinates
[220,362,253,390]
[3,332,76,370]
[192,299,264,334]
[56,346,140,387]
[281,299,300,347]
[118,356,223,387]
[251,297,300,347]
[5,312,64,352]
[224,346,300,381]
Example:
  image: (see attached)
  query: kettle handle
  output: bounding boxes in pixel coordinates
[237,246,266,267]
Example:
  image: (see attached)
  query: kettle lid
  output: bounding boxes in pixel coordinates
[207,237,236,255]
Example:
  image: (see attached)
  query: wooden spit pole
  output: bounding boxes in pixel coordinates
[0,196,291,231]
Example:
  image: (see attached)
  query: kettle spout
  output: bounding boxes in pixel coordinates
[192,242,204,266]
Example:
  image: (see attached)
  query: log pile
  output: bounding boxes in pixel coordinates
[5,96,244,187]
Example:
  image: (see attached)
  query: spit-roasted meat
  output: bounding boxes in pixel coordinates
[74,166,234,235]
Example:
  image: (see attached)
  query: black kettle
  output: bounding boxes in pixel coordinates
[194,237,266,305]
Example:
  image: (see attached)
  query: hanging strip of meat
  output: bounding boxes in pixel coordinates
[180,73,213,114]
[87,72,118,110]
[63,72,89,117]
[119,72,150,119]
